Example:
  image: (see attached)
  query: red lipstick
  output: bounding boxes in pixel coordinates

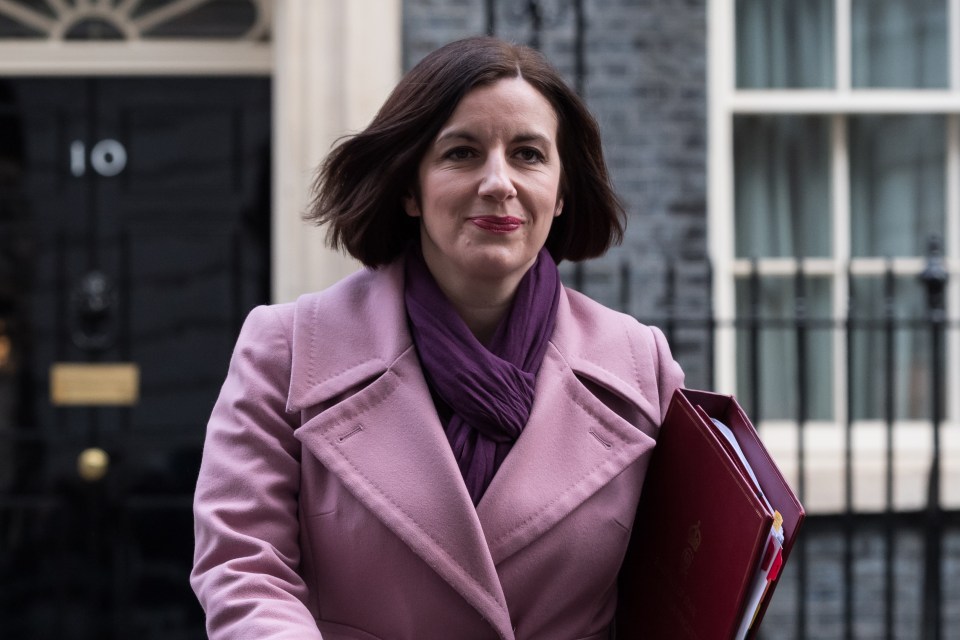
[470,216,522,233]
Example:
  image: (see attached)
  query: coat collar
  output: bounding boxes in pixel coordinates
[286,259,657,638]
[286,260,411,414]
[285,259,663,425]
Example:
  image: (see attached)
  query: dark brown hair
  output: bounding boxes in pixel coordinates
[307,36,625,267]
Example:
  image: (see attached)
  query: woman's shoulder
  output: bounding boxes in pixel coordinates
[556,286,683,416]
[233,263,402,360]
[236,302,296,348]
[558,285,668,350]
[293,261,404,323]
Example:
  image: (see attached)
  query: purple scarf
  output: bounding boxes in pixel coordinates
[404,247,561,505]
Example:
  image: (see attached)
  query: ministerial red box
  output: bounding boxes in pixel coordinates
[617,388,805,639]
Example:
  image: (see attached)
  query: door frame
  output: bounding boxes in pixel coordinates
[0,0,402,303]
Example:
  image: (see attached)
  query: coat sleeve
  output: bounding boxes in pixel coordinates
[648,325,685,424]
[190,305,323,639]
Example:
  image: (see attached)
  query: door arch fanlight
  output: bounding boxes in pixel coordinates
[0,0,271,41]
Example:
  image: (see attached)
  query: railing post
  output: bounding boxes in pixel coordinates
[843,263,855,640]
[570,0,586,292]
[794,261,808,640]
[748,259,760,422]
[795,262,807,499]
[665,261,676,347]
[882,261,896,640]
[484,0,495,36]
[919,235,947,640]
[706,258,715,390]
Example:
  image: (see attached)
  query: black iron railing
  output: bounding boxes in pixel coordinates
[576,243,957,639]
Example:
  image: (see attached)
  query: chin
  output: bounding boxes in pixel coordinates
[459,249,538,282]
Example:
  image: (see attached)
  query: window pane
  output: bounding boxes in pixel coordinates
[852,0,948,88]
[0,0,266,40]
[849,275,932,420]
[0,0,50,38]
[736,275,833,421]
[734,116,831,258]
[736,0,834,88]
[137,0,261,40]
[850,115,945,257]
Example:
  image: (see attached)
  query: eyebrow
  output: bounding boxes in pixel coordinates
[435,129,552,146]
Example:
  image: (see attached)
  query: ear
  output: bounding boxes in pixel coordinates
[403,193,421,218]
[553,197,564,217]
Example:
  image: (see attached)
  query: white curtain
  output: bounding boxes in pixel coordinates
[734,116,831,259]
[733,113,944,421]
[733,0,948,421]
[850,116,945,258]
[734,116,833,421]
[737,0,947,89]
[850,277,933,421]
[735,276,833,422]
[852,0,948,88]
[849,115,943,420]
[736,0,834,88]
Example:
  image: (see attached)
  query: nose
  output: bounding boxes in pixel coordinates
[478,152,517,201]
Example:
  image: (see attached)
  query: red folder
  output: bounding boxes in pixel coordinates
[617,388,805,639]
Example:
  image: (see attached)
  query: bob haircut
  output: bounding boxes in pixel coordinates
[308,36,625,267]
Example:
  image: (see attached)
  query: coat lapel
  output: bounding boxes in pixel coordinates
[475,343,656,565]
[286,263,514,639]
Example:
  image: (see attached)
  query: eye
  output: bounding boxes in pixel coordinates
[443,146,476,161]
[516,147,546,163]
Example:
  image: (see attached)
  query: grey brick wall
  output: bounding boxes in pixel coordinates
[403,0,712,388]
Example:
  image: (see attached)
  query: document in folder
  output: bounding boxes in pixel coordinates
[617,388,805,640]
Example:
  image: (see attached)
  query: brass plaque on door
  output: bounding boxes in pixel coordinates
[50,363,140,406]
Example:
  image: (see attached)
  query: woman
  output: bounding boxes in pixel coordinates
[191,36,684,640]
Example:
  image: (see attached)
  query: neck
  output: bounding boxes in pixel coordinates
[422,261,524,345]
[445,289,513,345]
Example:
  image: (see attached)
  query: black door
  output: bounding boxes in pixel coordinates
[0,77,270,639]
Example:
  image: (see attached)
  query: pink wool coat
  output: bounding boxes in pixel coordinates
[191,259,684,640]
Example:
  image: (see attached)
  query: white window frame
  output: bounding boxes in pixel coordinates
[708,0,960,513]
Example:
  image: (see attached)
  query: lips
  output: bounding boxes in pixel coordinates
[470,216,523,233]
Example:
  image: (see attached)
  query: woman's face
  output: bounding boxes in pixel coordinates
[405,77,563,294]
